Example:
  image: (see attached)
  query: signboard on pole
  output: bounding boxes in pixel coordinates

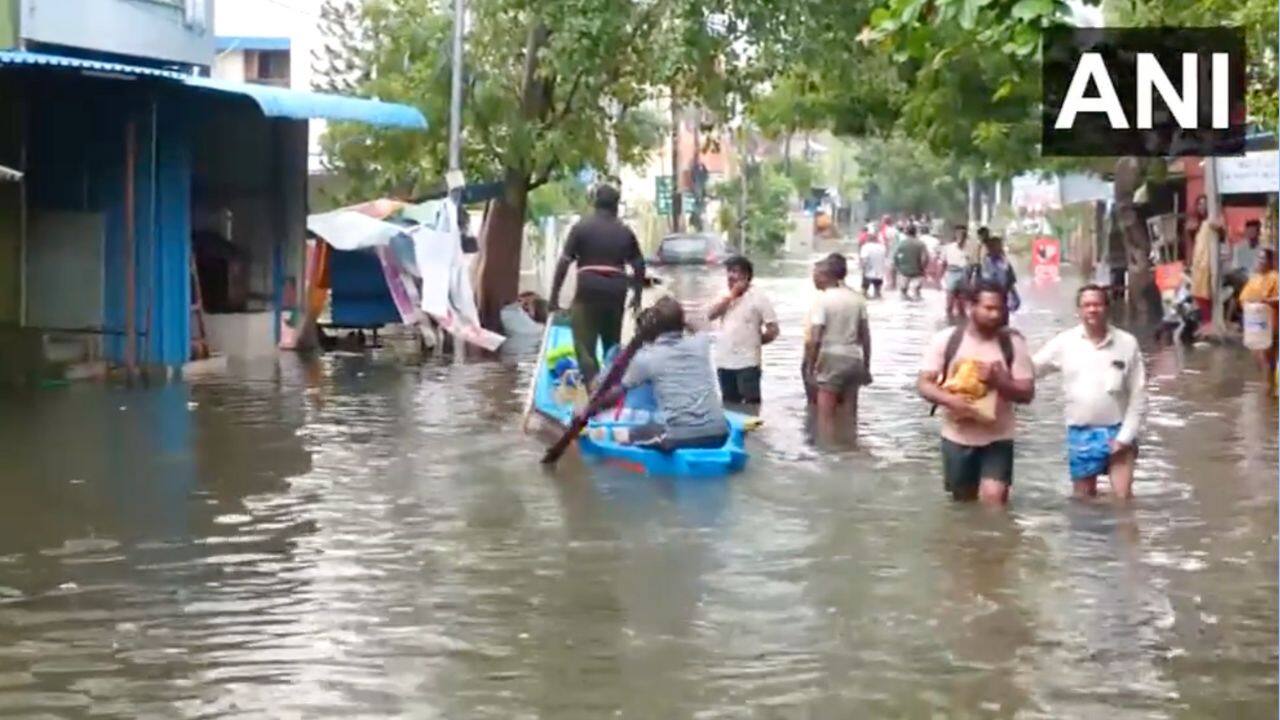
[1031,236,1062,283]
[1217,150,1279,195]
[655,175,673,215]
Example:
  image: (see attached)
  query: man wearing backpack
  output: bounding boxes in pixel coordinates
[917,281,1035,505]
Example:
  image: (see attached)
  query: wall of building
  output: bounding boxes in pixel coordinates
[1185,159,1268,244]
[213,49,246,82]
[214,0,327,170]
[0,78,20,325]
[19,0,213,67]
[20,74,192,367]
[189,96,308,357]
[0,0,17,48]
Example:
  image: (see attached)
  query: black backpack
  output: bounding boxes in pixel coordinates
[929,324,1018,416]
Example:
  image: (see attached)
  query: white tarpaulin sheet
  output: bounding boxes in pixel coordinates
[306,198,504,351]
[410,199,504,351]
[306,209,406,251]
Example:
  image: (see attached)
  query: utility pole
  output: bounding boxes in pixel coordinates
[1205,156,1225,337]
[689,106,701,231]
[447,0,465,197]
[445,0,465,360]
[670,93,682,233]
[738,121,748,252]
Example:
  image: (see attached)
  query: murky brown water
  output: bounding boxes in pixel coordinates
[0,262,1275,718]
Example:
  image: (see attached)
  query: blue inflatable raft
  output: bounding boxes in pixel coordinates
[528,316,750,477]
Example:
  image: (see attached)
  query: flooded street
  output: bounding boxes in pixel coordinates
[0,264,1275,718]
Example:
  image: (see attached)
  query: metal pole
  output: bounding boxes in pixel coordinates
[670,94,682,233]
[124,119,138,380]
[447,0,465,181]
[17,97,27,328]
[738,123,747,252]
[447,0,466,362]
[1205,156,1225,335]
[689,106,700,231]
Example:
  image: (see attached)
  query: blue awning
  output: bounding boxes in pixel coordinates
[215,36,291,52]
[0,50,427,130]
[185,76,426,129]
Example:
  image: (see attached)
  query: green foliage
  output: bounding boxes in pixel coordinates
[1104,0,1278,130]
[713,163,794,256]
[776,157,820,198]
[527,179,589,222]
[854,135,968,218]
[315,0,723,207]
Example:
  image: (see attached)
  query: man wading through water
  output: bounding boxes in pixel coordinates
[549,184,645,388]
[708,256,779,406]
[804,254,873,435]
[1034,284,1146,500]
[918,282,1034,506]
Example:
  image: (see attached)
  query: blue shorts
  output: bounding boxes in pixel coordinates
[1067,424,1121,480]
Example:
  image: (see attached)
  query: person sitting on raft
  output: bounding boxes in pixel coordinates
[577,296,730,452]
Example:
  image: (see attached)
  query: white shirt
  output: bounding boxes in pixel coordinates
[713,285,778,370]
[921,233,941,257]
[942,242,969,268]
[859,242,887,280]
[1034,324,1147,445]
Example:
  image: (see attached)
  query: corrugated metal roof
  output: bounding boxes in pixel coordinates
[0,49,191,80]
[0,50,427,130]
[0,164,22,182]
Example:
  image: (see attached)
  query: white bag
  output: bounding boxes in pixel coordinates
[1242,302,1274,350]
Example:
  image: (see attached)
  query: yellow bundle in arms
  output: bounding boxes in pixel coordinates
[942,359,988,400]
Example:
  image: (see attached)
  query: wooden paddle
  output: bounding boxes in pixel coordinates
[540,328,647,466]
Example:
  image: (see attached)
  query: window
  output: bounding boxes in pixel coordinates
[184,0,208,31]
[247,50,291,87]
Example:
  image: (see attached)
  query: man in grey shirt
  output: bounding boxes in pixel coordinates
[581,296,729,451]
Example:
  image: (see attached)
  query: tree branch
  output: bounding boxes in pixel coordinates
[529,159,556,190]
[546,69,587,127]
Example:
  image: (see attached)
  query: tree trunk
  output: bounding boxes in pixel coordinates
[1113,156,1158,319]
[474,21,551,332]
[475,170,530,331]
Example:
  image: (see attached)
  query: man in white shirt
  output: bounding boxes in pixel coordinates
[942,225,974,322]
[859,238,887,299]
[920,228,942,288]
[707,256,779,405]
[1034,284,1146,500]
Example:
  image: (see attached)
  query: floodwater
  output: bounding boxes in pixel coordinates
[0,262,1275,718]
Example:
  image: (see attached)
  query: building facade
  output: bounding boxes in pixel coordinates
[0,0,424,380]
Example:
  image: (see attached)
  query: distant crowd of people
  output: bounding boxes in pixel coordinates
[856,215,1020,319]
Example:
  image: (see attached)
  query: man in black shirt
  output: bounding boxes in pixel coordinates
[549,184,646,386]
